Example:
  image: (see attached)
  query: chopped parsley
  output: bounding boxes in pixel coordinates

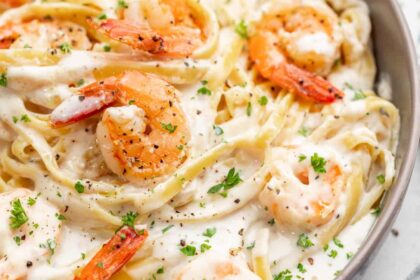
[128,99,135,105]
[55,213,66,221]
[200,243,212,253]
[213,125,224,136]
[117,0,128,9]
[0,72,7,87]
[371,207,381,217]
[97,261,104,269]
[161,122,177,133]
[162,224,174,234]
[12,116,18,123]
[74,181,85,193]
[121,211,138,228]
[103,45,111,52]
[235,20,248,39]
[58,42,72,54]
[46,238,56,260]
[258,96,268,106]
[323,244,329,252]
[353,90,367,101]
[268,218,275,226]
[197,80,212,95]
[298,127,310,137]
[273,269,292,280]
[246,102,252,116]
[297,233,314,249]
[27,197,37,206]
[297,263,307,273]
[180,244,196,256]
[202,227,216,238]
[207,168,242,196]
[9,199,28,229]
[76,79,85,86]
[298,154,307,162]
[97,13,107,20]
[157,266,164,274]
[246,241,255,250]
[81,252,86,260]
[13,236,22,246]
[20,114,30,123]
[333,237,344,248]
[346,252,354,259]
[328,249,338,258]
[376,174,385,184]
[23,44,32,49]
[311,153,327,174]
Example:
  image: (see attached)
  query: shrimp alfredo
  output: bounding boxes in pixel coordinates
[0,0,399,279]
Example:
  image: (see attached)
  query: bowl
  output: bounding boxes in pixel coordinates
[338,0,420,279]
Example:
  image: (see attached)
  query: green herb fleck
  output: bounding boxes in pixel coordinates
[273,269,292,280]
[246,241,255,250]
[58,42,72,54]
[298,127,310,137]
[9,199,28,229]
[121,211,138,228]
[268,218,275,226]
[180,244,196,256]
[12,116,18,123]
[74,181,85,193]
[202,227,216,238]
[297,263,307,273]
[376,174,385,184]
[27,197,37,206]
[162,224,174,234]
[20,114,30,123]
[246,102,252,116]
[207,168,242,195]
[311,153,327,174]
[55,213,66,221]
[213,125,224,136]
[328,249,338,258]
[76,79,85,86]
[200,243,212,253]
[97,262,104,269]
[298,154,307,162]
[258,96,268,106]
[13,236,21,246]
[0,73,7,87]
[97,13,107,20]
[235,20,248,39]
[333,237,344,248]
[371,207,381,217]
[128,99,135,105]
[346,252,354,259]
[353,90,367,101]
[297,233,314,249]
[161,122,178,133]
[103,45,111,52]
[117,0,128,9]
[157,266,164,274]
[81,252,86,260]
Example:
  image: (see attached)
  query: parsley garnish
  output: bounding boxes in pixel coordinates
[246,241,255,250]
[55,213,66,221]
[74,181,85,193]
[297,233,314,249]
[12,116,18,123]
[371,207,381,217]
[97,261,104,268]
[162,224,174,234]
[297,263,307,273]
[76,79,85,86]
[202,227,216,238]
[27,197,37,206]
[333,237,344,248]
[346,252,354,259]
[103,45,111,52]
[246,102,252,116]
[20,114,30,123]
[268,218,275,225]
[58,42,72,54]
[207,168,242,195]
[197,80,211,95]
[213,125,224,136]
[117,0,128,8]
[180,244,196,256]
[311,153,327,174]
[121,211,138,228]
[273,269,292,280]
[323,244,329,251]
[200,243,211,253]
[235,20,248,39]
[9,199,28,229]
[128,99,135,105]
[97,13,107,20]
[13,236,22,246]
[161,122,177,133]
[258,96,268,106]
[376,174,385,184]
[46,238,56,260]
[0,72,7,87]
[298,127,310,137]
[353,90,367,101]
[328,249,338,258]
[298,154,306,162]
[157,266,164,274]
[81,252,86,260]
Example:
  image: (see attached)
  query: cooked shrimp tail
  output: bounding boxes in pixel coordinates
[74,227,148,280]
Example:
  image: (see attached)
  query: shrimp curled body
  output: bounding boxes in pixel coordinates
[249,1,344,103]
[51,71,190,183]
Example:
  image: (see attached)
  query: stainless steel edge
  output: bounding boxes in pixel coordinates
[338,0,420,279]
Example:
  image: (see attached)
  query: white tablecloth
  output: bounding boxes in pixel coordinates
[361,1,420,279]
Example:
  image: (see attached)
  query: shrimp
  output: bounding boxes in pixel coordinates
[75,227,148,280]
[249,0,344,103]
[50,71,190,182]
[259,148,344,231]
[172,251,260,280]
[0,189,62,279]
[89,0,205,58]
[0,19,92,50]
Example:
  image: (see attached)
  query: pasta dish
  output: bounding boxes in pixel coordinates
[0,0,400,279]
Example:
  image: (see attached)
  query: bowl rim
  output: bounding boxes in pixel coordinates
[338,1,420,279]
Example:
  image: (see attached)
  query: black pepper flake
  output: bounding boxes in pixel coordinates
[26,261,33,268]
[234,199,240,204]
[78,96,85,101]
